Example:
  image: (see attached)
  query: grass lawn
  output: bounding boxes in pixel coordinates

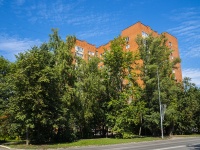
[2,134,200,149]
[172,134,200,137]
[3,137,161,149]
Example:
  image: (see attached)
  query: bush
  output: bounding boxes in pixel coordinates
[122,132,135,139]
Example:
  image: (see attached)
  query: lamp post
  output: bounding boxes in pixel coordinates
[157,67,164,139]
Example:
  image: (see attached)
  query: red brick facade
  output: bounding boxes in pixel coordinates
[73,22,182,82]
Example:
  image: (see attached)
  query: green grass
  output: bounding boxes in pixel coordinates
[2,134,200,149]
[172,134,200,137]
[3,137,161,149]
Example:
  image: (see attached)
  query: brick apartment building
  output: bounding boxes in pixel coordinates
[72,22,182,82]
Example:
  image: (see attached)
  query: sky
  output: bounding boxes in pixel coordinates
[0,0,200,86]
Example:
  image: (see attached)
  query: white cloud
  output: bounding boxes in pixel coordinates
[9,0,121,43]
[24,0,81,25]
[182,68,200,87]
[78,26,113,39]
[184,44,200,57]
[167,7,200,58]
[170,9,198,21]
[0,35,41,61]
[11,0,119,31]
[67,13,111,26]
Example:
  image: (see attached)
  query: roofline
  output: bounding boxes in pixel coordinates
[121,21,142,32]
[121,21,161,36]
[76,22,177,48]
[76,38,96,47]
[162,32,177,39]
[97,41,111,48]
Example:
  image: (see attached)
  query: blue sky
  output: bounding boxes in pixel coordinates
[0,0,200,86]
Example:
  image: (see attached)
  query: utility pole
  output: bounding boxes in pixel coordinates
[157,67,163,139]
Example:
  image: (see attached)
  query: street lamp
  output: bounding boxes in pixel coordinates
[157,67,163,139]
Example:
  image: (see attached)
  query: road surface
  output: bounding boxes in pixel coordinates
[63,137,200,150]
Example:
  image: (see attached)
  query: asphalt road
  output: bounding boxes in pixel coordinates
[62,137,200,150]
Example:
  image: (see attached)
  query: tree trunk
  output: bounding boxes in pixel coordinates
[169,124,174,137]
[26,127,29,145]
[138,114,142,136]
[139,126,142,136]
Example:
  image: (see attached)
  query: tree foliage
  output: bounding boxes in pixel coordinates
[72,57,106,138]
[136,34,181,136]
[103,36,144,137]
[0,31,200,144]
[8,44,62,143]
[0,56,13,139]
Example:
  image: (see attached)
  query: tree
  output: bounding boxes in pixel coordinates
[103,36,143,137]
[0,56,13,140]
[6,43,64,143]
[4,29,78,144]
[194,87,200,133]
[136,34,181,136]
[49,30,77,142]
[175,77,199,134]
[72,57,106,138]
[103,36,134,98]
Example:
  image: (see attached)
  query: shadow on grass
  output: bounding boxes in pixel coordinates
[0,140,6,144]
[0,140,25,145]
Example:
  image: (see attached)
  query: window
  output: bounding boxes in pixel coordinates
[126,44,130,49]
[125,37,129,42]
[170,53,173,59]
[172,70,175,74]
[88,51,95,56]
[75,46,84,53]
[169,42,172,47]
[75,46,84,58]
[142,31,148,38]
[76,52,83,58]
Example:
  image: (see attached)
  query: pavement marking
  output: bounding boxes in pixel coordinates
[95,138,200,150]
[102,145,186,150]
[153,145,186,150]
[101,138,200,150]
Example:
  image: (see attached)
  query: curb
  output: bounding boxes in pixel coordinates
[0,145,11,150]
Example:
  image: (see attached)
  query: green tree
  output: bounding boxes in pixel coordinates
[195,87,200,133]
[103,36,143,137]
[136,34,181,136]
[72,57,106,138]
[0,56,13,139]
[5,29,78,143]
[103,36,134,98]
[7,44,63,143]
[175,77,199,134]
[49,30,77,142]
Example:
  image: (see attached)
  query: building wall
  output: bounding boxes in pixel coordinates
[73,22,182,82]
[121,22,159,53]
[72,39,96,61]
[163,32,182,82]
[97,43,110,68]
[121,22,182,82]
